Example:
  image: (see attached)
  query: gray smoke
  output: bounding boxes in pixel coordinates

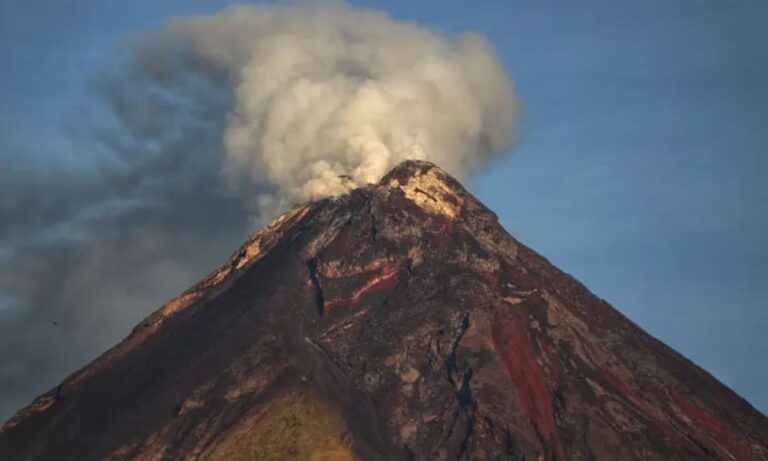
[0,2,517,422]
[125,2,517,211]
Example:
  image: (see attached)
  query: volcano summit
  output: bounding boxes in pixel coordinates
[1,161,766,460]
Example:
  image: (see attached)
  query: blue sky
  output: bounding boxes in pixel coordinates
[1,0,766,416]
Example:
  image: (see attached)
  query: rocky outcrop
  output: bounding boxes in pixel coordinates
[1,161,767,460]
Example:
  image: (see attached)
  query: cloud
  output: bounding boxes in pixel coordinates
[119,1,518,210]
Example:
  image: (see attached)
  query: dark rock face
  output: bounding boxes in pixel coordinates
[2,160,767,460]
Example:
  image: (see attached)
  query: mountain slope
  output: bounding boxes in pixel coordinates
[1,160,766,460]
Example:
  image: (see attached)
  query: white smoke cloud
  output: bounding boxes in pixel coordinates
[125,2,518,211]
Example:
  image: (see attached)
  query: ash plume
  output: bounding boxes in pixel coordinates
[0,2,517,422]
[118,2,517,211]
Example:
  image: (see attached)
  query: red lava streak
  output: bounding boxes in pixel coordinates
[323,263,401,313]
[492,306,565,460]
[671,390,748,459]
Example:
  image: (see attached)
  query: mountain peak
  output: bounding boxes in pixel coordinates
[378,160,466,218]
[2,161,767,460]
[379,159,442,182]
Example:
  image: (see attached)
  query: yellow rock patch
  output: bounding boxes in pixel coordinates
[235,205,311,270]
[389,168,462,218]
[206,387,355,461]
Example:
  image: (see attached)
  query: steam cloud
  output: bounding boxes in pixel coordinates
[0,2,517,421]
[123,2,517,210]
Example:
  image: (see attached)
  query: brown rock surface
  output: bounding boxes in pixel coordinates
[1,160,767,460]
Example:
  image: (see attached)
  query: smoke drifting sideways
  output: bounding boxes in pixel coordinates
[132,2,518,210]
[0,2,517,422]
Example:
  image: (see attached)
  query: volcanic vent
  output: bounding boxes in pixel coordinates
[1,161,767,460]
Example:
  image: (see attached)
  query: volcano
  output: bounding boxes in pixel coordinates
[1,161,766,460]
